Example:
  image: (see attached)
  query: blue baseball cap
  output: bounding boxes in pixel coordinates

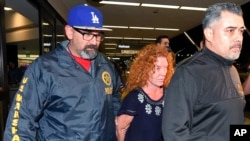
[67,4,111,31]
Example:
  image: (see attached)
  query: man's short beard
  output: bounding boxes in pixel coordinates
[226,43,242,60]
[80,45,98,60]
[226,50,241,61]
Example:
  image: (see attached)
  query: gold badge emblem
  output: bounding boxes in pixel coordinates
[102,71,111,86]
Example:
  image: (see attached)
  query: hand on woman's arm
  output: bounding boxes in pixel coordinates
[115,114,134,141]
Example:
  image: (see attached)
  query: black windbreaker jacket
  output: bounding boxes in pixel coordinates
[162,47,245,141]
[4,41,121,141]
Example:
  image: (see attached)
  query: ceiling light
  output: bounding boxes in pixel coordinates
[124,37,142,40]
[104,43,117,46]
[43,22,49,25]
[155,28,179,31]
[105,37,123,39]
[143,38,156,40]
[18,54,39,59]
[180,6,207,11]
[105,53,132,56]
[111,57,120,60]
[100,1,140,6]
[141,3,179,9]
[129,26,154,30]
[4,7,12,11]
[105,48,116,50]
[56,34,65,37]
[43,34,52,37]
[103,25,128,29]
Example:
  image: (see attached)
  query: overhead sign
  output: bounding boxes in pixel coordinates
[118,44,130,48]
[121,50,139,54]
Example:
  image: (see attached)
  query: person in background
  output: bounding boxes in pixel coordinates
[8,61,22,85]
[155,35,170,50]
[243,73,250,94]
[156,35,176,68]
[4,4,121,141]
[162,2,246,141]
[116,44,174,141]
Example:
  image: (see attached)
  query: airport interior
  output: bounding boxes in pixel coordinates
[1,0,250,140]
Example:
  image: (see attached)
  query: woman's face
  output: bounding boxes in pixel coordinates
[147,56,168,87]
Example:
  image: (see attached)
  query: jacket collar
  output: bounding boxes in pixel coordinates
[203,47,235,66]
[56,40,109,68]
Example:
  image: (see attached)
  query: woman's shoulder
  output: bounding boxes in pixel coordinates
[123,88,142,100]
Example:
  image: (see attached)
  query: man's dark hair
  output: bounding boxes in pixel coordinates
[155,35,169,44]
[202,2,243,29]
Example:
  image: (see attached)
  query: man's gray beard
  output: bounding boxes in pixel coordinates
[80,46,98,60]
[226,44,242,61]
[225,51,241,61]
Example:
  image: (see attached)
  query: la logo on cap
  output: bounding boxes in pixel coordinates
[91,12,99,24]
[67,4,112,31]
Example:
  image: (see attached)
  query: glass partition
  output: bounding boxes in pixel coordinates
[42,17,54,53]
[5,0,39,67]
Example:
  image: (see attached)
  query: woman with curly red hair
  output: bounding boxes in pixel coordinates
[115,44,174,141]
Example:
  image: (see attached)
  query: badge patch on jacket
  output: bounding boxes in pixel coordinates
[102,71,113,94]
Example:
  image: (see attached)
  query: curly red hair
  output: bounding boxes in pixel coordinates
[125,44,174,93]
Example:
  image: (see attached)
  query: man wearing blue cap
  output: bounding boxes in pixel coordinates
[4,4,121,141]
